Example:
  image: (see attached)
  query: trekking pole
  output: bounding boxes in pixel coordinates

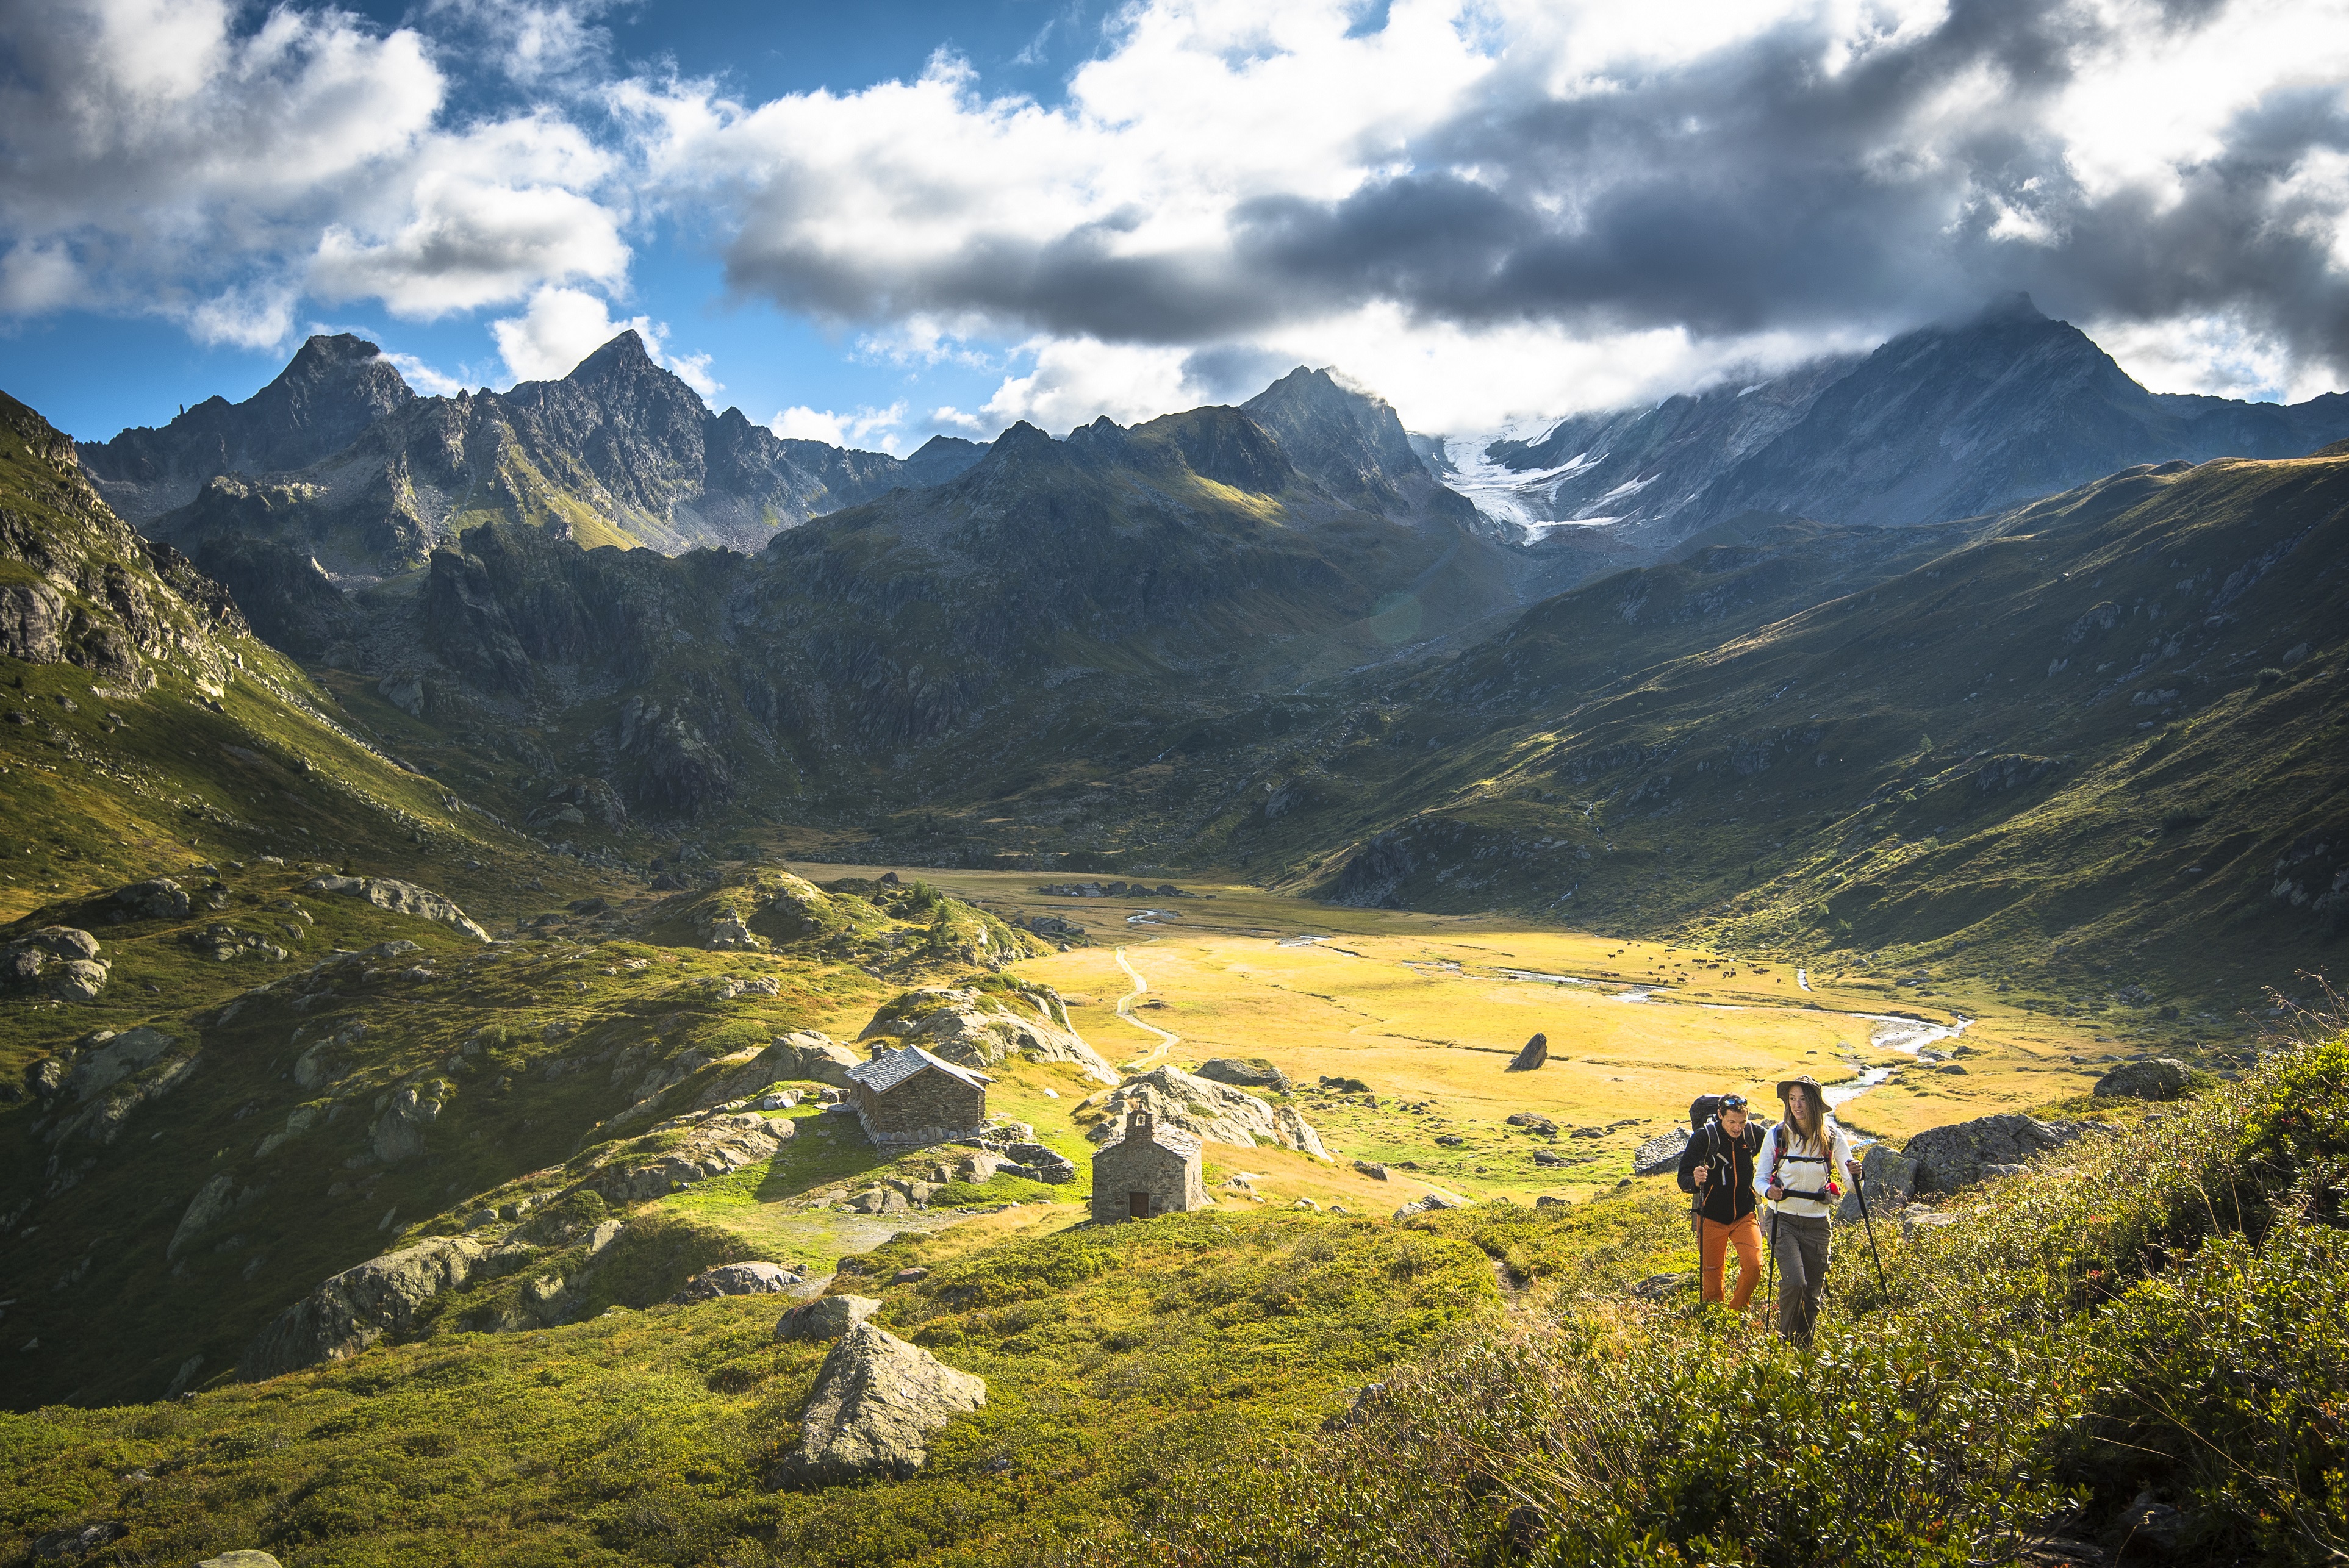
[1763,1204,1779,1333]
[1852,1171,1891,1297]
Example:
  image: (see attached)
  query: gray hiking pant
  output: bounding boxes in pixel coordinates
[1771,1213,1831,1345]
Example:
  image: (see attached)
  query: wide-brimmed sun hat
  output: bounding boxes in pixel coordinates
[1775,1075,1824,1101]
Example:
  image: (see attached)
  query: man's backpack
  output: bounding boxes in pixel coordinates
[1689,1094,1724,1131]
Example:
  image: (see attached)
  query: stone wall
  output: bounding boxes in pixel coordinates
[1091,1137,1203,1222]
[855,1067,986,1150]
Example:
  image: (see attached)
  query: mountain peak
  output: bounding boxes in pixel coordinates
[1243,365,1436,516]
[282,332,389,376]
[1971,291,2046,325]
[567,330,658,382]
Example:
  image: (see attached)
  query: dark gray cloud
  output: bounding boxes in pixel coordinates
[706,0,2349,394]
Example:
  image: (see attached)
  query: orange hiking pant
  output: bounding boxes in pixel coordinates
[1701,1213,1762,1309]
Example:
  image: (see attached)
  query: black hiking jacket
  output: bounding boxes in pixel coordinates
[1676,1119,1763,1224]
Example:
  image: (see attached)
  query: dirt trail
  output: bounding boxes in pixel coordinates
[1114,946,1180,1072]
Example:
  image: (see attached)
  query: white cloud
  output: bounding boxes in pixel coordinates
[372,348,470,397]
[9,0,2349,428]
[981,339,1205,431]
[770,401,909,451]
[626,0,2349,409]
[0,0,633,349]
[487,284,719,399]
[308,114,625,318]
[2081,312,2337,404]
[422,0,612,87]
[0,242,84,313]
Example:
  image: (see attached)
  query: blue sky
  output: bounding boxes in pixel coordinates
[5,0,2348,451]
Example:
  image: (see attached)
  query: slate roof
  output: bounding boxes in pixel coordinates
[848,1043,993,1096]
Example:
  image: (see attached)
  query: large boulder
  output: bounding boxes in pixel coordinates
[302,873,491,942]
[167,1173,264,1261]
[1837,1142,1918,1221]
[772,1324,986,1485]
[65,1026,174,1100]
[1079,1064,1330,1158]
[703,1031,862,1096]
[1002,1140,1078,1184]
[242,1236,491,1378]
[1632,1127,1690,1176]
[109,878,192,920]
[774,1294,883,1342]
[2,926,109,1000]
[668,1261,803,1304]
[861,986,1117,1084]
[2093,1058,2200,1101]
[1196,1057,1293,1093]
[370,1080,451,1162]
[1507,1033,1549,1072]
[1901,1114,2112,1194]
[583,1111,785,1205]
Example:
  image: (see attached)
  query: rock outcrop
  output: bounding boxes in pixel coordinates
[167,1172,262,1261]
[243,1235,500,1378]
[1901,1114,2115,1194]
[668,1261,803,1303]
[107,878,192,920]
[861,986,1116,1084]
[2,926,109,1000]
[1079,1065,1330,1158]
[301,874,491,942]
[370,1080,451,1162]
[581,1110,785,1205]
[772,1324,986,1485]
[697,1031,863,1098]
[1195,1057,1293,1093]
[2093,1058,2200,1100]
[64,1026,174,1100]
[775,1294,883,1342]
[1507,1033,1549,1072]
[1633,1128,1690,1175]
[1837,1142,1919,1221]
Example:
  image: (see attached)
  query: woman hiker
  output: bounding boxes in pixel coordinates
[1676,1092,1764,1311]
[1755,1075,1861,1345]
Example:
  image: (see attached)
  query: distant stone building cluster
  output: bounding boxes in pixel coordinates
[847,1044,993,1148]
[1090,1107,1206,1222]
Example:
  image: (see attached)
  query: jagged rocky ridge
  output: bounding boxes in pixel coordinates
[79,332,989,630]
[266,373,1514,824]
[1431,295,2349,541]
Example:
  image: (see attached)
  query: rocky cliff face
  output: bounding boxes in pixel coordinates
[1245,367,1482,529]
[79,335,415,524]
[0,392,249,690]
[84,332,992,625]
[343,383,1509,822]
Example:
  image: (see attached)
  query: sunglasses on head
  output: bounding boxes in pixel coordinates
[1718,1095,1748,1110]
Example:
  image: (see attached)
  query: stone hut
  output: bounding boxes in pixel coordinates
[1090,1106,1206,1222]
[847,1044,991,1149]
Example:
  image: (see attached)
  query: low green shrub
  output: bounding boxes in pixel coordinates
[2073,1187,2349,1562]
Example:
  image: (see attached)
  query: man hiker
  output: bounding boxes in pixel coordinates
[1676,1092,1764,1311]
[1755,1075,1860,1346]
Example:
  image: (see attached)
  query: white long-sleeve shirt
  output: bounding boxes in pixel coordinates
[1754,1117,1854,1220]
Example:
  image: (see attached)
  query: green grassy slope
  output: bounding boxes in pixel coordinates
[0,1210,1494,1567]
[0,392,614,928]
[1188,453,2349,1012]
[0,392,1088,1409]
[1122,1021,2349,1566]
